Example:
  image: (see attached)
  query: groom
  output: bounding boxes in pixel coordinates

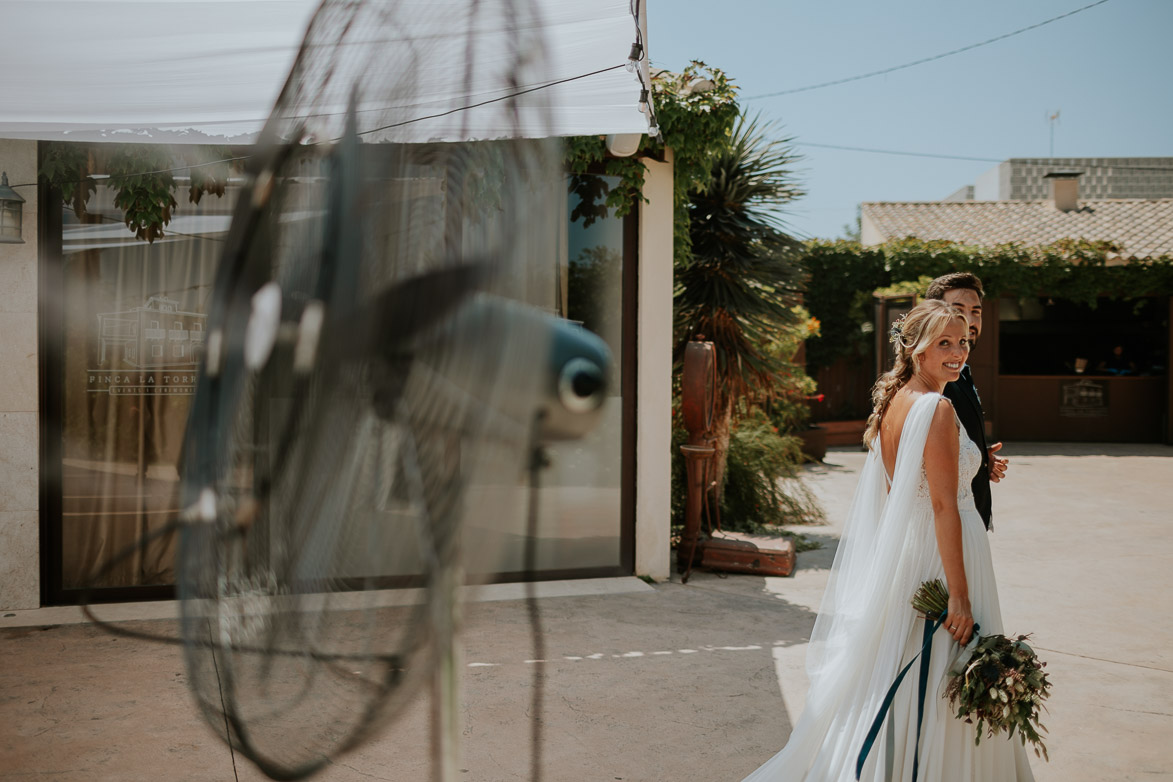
[924,272,1008,530]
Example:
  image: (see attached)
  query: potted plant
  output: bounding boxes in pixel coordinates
[796,402,828,462]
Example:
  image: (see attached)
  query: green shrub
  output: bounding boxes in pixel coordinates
[721,408,823,533]
[671,406,823,547]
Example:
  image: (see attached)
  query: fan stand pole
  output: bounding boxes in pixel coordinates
[431,562,462,782]
[524,440,549,782]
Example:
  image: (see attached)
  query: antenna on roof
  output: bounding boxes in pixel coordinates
[1047,110,1061,157]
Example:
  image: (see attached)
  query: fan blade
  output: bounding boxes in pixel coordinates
[327,263,488,362]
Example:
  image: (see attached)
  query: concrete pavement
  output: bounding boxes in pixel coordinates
[2,442,1171,781]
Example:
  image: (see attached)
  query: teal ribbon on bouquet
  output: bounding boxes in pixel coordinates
[854,614,980,782]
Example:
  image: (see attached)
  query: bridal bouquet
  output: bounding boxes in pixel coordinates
[911,580,1053,760]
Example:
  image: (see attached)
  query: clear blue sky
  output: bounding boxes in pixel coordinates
[647,0,1173,240]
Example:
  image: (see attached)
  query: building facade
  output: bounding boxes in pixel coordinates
[0,1,674,611]
[0,138,676,610]
[862,162,1173,446]
[968,157,1173,201]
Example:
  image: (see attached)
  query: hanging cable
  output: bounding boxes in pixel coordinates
[628,0,660,138]
[747,0,1112,100]
[6,157,252,191]
[354,63,628,139]
[18,142,1172,197]
[795,142,1002,163]
[793,142,1173,171]
[7,62,640,191]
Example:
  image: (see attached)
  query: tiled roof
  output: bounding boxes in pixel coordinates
[860,199,1173,259]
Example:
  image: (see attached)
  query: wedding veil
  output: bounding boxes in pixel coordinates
[743,392,950,781]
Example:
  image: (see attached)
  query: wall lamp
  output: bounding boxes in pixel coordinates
[0,172,25,244]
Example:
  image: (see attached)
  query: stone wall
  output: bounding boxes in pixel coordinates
[0,139,40,610]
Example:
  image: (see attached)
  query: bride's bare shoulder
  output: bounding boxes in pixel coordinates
[882,391,953,437]
[927,395,961,442]
[887,388,938,417]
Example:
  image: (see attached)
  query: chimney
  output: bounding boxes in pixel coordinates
[1044,170,1083,212]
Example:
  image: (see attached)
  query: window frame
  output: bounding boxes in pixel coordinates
[38,148,640,605]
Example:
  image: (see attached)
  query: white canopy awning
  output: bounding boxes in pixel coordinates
[1,0,651,144]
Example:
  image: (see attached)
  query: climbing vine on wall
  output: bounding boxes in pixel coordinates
[563,60,740,265]
[802,237,1173,372]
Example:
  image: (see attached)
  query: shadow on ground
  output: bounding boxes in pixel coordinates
[0,575,816,782]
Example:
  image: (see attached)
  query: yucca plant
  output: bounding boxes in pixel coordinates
[675,112,806,498]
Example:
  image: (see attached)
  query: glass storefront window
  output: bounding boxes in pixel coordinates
[524,174,629,574]
[46,157,632,600]
[56,180,235,590]
[999,296,1168,376]
[452,173,631,577]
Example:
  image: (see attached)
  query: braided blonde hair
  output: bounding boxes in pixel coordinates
[864,299,968,445]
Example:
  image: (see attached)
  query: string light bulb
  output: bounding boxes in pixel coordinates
[626,42,643,73]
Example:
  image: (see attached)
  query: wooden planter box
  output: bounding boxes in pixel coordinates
[700,532,796,577]
[797,425,828,462]
[818,419,867,448]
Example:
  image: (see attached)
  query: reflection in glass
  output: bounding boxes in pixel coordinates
[55,167,629,590]
[60,179,234,588]
[520,174,626,573]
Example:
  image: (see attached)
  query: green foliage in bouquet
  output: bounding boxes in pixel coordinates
[947,634,1052,760]
[910,578,950,620]
[911,580,1053,760]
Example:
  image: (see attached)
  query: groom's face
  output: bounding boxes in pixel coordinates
[942,288,983,344]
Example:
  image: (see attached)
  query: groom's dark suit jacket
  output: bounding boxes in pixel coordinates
[944,365,991,530]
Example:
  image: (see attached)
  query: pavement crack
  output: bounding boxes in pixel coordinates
[31,722,60,738]
[485,749,525,779]
[1033,646,1173,674]
[1096,705,1173,718]
[328,761,394,780]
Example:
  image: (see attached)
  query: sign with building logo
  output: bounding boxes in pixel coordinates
[1059,378,1109,418]
[87,295,206,396]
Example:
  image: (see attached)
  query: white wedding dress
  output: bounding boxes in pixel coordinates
[743,393,1034,782]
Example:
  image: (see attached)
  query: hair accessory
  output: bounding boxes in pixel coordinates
[888,316,907,345]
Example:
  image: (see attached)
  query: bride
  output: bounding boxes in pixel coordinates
[742,299,1034,781]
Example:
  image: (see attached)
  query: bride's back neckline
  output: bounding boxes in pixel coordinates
[878,389,939,485]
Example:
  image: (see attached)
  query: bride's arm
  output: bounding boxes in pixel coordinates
[924,398,974,645]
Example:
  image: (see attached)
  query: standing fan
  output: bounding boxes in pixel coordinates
[174,1,611,779]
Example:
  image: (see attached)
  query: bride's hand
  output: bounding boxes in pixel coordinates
[945,594,974,645]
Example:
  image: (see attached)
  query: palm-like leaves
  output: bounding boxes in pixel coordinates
[675,113,806,405]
